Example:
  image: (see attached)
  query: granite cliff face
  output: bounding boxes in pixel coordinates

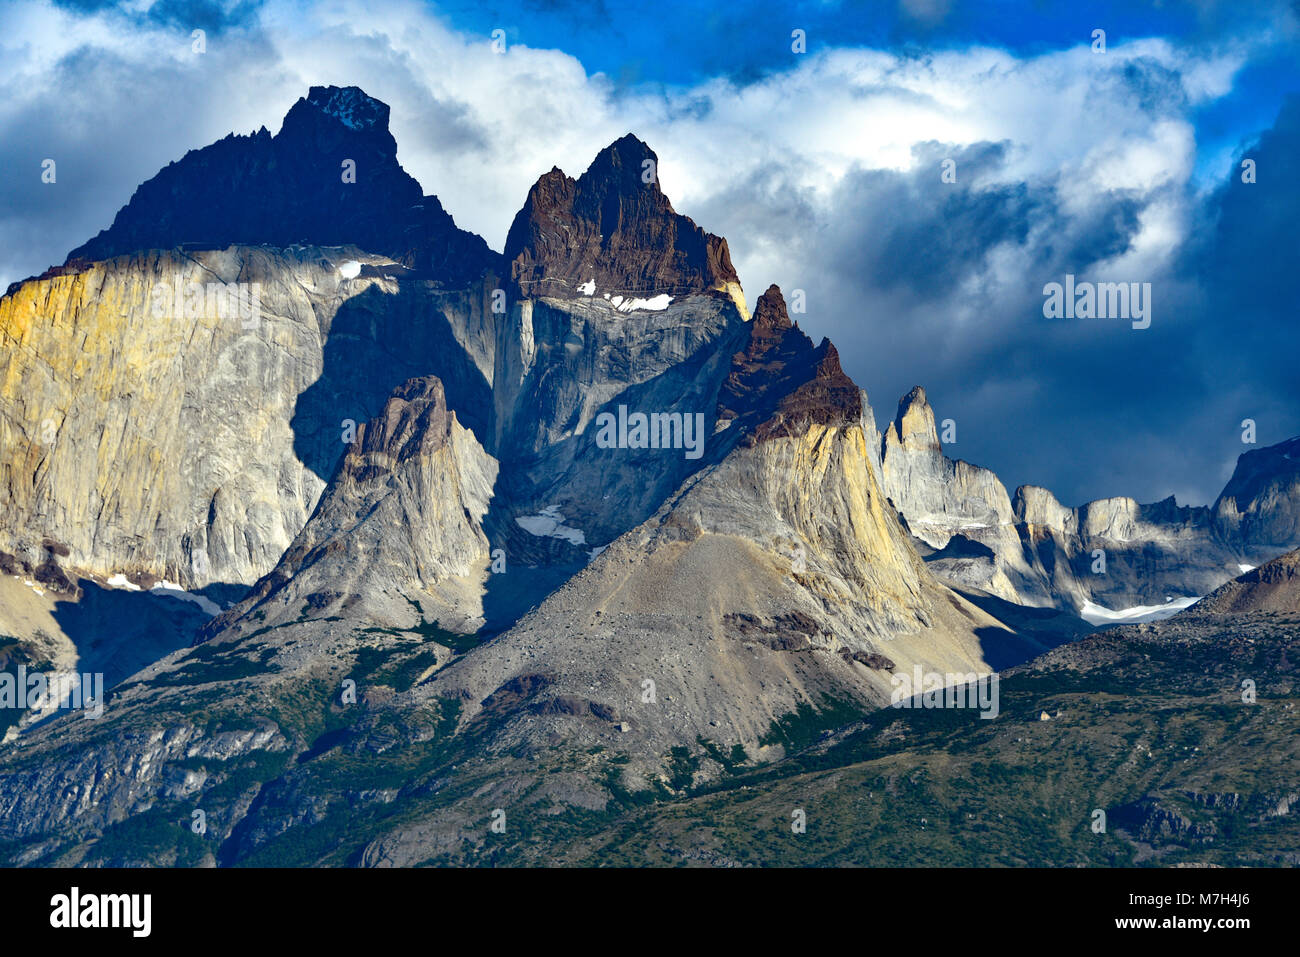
[0,246,500,591]
[1213,437,1300,549]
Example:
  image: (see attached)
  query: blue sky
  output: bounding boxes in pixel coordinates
[4,0,1299,507]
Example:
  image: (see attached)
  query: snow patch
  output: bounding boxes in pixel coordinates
[1238,564,1256,574]
[339,261,362,279]
[105,573,220,616]
[150,580,222,617]
[615,294,672,312]
[516,506,587,546]
[1080,596,1199,626]
[577,279,596,296]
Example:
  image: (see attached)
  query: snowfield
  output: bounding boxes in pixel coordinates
[1079,595,1200,625]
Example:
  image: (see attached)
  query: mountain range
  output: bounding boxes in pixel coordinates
[0,86,1296,866]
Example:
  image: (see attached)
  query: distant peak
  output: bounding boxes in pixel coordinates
[303,85,389,131]
[900,385,929,409]
[752,285,791,331]
[891,386,939,452]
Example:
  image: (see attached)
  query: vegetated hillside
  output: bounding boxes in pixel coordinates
[465,610,1300,867]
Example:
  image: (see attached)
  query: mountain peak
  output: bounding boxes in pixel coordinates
[1214,434,1300,547]
[503,135,742,306]
[890,386,940,452]
[578,134,660,195]
[718,285,862,442]
[301,85,389,131]
[63,87,496,283]
[752,284,792,331]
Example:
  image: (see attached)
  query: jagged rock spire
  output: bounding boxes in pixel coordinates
[717,284,862,442]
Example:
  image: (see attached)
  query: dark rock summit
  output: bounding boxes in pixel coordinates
[67,86,498,284]
[503,134,741,301]
[717,284,862,442]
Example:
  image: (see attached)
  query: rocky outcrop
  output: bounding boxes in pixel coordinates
[1186,548,1300,617]
[716,285,862,442]
[881,387,1018,547]
[0,246,499,589]
[503,135,745,313]
[205,375,499,638]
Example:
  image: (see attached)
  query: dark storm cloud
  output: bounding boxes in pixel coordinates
[831,143,1041,302]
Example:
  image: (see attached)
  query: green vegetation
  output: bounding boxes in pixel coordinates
[758,694,867,752]
[149,641,280,687]
[86,805,210,867]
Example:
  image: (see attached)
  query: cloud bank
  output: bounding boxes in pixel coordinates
[2,0,1297,506]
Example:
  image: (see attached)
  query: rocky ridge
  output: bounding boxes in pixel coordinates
[880,385,1300,614]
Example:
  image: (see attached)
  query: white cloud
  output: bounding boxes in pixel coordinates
[0,0,1248,287]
